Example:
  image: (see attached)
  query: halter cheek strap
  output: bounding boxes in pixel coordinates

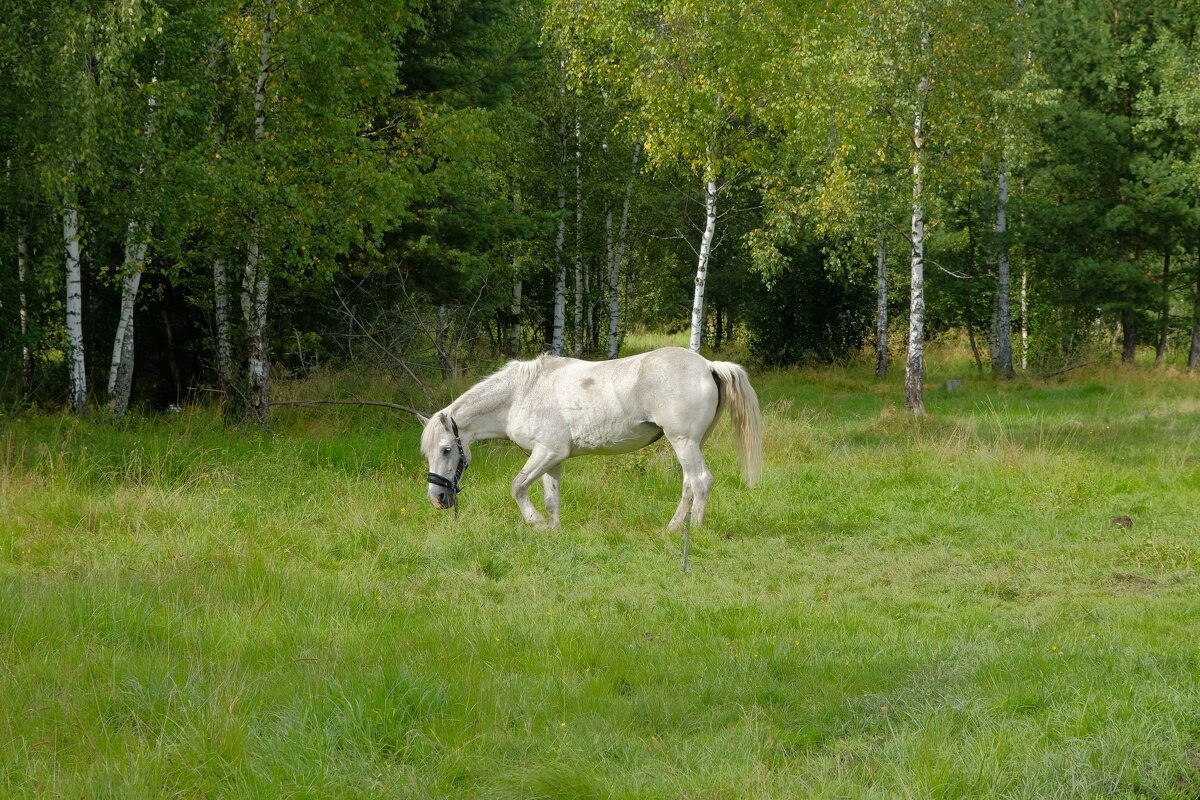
[427,418,467,501]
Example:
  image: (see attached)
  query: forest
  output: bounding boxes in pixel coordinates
[5,3,1200,796]
[1,0,1198,419]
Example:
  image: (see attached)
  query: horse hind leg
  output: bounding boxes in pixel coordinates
[666,435,714,531]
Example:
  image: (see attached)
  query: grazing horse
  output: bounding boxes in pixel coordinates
[420,347,762,529]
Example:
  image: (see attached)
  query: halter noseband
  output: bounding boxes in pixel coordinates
[427,417,467,503]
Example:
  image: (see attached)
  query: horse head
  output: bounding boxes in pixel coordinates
[420,411,469,510]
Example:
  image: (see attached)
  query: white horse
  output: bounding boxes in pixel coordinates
[419,347,762,529]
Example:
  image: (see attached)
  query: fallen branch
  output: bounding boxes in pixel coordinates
[272,398,428,418]
[1041,359,1098,379]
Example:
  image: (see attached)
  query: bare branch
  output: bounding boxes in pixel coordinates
[272,398,429,417]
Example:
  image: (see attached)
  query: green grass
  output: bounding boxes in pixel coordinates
[2,356,1200,798]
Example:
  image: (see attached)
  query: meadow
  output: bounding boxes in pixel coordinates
[2,341,1200,798]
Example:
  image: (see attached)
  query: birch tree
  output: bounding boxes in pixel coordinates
[206,0,414,424]
[552,56,568,356]
[874,224,889,378]
[62,184,87,415]
[905,29,931,414]
[547,0,773,353]
[49,9,103,417]
[986,0,1041,378]
[242,0,275,425]
[17,223,32,393]
[607,140,641,358]
[572,111,585,356]
[107,86,157,419]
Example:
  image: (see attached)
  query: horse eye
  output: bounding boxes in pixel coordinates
[441,447,452,456]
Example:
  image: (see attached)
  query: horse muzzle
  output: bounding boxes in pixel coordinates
[427,472,459,510]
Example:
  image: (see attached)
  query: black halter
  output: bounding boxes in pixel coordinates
[427,417,467,503]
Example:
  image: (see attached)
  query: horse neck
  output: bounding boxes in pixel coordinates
[448,371,518,442]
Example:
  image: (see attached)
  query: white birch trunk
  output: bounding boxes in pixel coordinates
[244,1,274,425]
[1189,253,1200,371]
[551,57,567,356]
[608,140,640,359]
[573,114,584,357]
[18,224,31,391]
[213,257,235,394]
[688,172,718,354]
[242,217,270,423]
[874,223,889,379]
[992,162,1014,378]
[904,35,930,415]
[106,226,147,418]
[1020,268,1029,370]
[605,204,613,341]
[507,193,522,357]
[552,193,567,355]
[63,187,87,415]
[107,88,157,419]
[507,277,522,356]
[995,0,1027,377]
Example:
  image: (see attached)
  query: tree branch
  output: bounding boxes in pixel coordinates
[272,398,428,417]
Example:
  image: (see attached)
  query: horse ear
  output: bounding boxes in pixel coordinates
[438,413,454,433]
[415,412,430,426]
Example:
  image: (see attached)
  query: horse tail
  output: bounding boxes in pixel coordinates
[709,361,763,487]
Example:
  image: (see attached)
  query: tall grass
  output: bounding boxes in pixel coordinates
[2,358,1199,798]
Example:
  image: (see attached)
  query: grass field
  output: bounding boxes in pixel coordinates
[2,347,1200,798]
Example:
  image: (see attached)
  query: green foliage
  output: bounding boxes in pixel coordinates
[745,240,874,365]
[2,0,1200,406]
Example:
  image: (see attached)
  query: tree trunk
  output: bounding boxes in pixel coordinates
[63,187,87,416]
[18,224,31,394]
[551,57,567,356]
[507,277,522,357]
[243,0,275,426]
[436,305,454,379]
[213,257,236,398]
[107,88,156,420]
[161,301,182,405]
[904,37,930,415]
[107,225,147,419]
[967,321,984,373]
[506,193,523,358]
[1155,248,1170,365]
[1120,304,1137,364]
[689,165,718,354]
[242,217,270,423]
[573,114,584,357]
[608,141,640,359]
[992,161,1014,378]
[1020,268,1029,370]
[1189,249,1200,371]
[874,223,888,379]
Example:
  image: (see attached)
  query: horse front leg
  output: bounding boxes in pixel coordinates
[511,447,565,528]
[542,465,562,528]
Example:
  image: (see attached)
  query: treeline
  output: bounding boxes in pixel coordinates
[1,0,1197,420]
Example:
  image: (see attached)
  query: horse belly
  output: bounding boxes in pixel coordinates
[571,420,663,456]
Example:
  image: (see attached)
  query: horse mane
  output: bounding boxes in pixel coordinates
[443,353,558,424]
[480,353,559,392]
